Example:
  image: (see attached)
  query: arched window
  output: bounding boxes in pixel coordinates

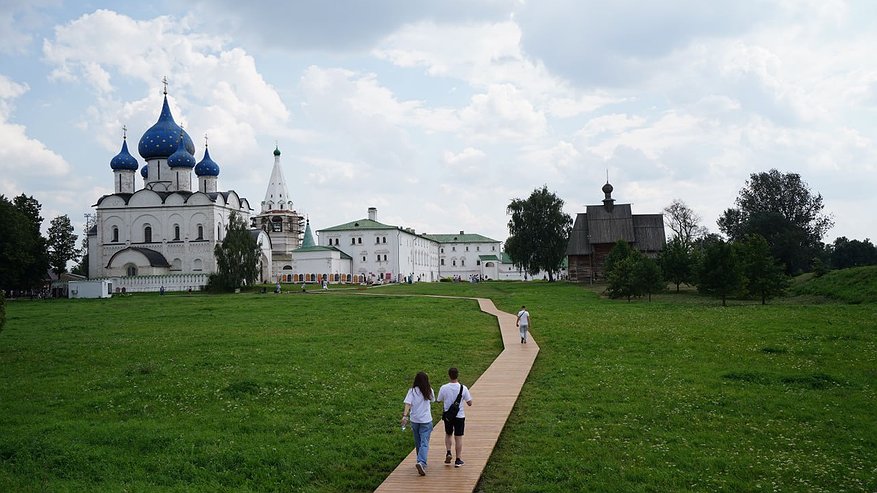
[461,259,465,266]
[144,225,152,243]
[173,224,180,241]
[171,258,182,271]
[193,259,203,271]
[453,260,456,266]
[125,264,137,276]
[112,226,119,243]
[441,259,445,266]
[197,224,204,240]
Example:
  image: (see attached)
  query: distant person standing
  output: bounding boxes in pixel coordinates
[401,372,435,476]
[437,367,473,468]
[516,305,530,343]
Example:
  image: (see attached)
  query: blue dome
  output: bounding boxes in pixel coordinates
[195,146,220,177]
[167,133,196,168]
[141,164,148,178]
[138,95,195,160]
[110,139,138,171]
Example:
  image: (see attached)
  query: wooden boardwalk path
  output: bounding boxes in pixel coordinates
[375,297,539,492]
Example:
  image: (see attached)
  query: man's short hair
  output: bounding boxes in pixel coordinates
[448,367,459,380]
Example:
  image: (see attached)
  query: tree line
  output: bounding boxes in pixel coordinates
[0,194,81,294]
[504,169,875,303]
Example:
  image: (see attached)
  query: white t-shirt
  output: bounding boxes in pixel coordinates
[517,309,530,326]
[437,382,472,418]
[403,387,435,424]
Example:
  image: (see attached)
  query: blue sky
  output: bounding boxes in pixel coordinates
[1,1,875,244]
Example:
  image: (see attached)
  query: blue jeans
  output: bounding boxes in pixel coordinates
[411,420,433,465]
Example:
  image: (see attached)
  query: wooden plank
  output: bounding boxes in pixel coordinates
[375,297,538,492]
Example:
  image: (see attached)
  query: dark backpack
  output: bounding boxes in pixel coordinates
[442,384,464,422]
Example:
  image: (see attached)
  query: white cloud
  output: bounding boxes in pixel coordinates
[0,75,71,192]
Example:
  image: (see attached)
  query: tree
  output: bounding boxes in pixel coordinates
[0,290,6,333]
[505,186,572,281]
[735,234,789,305]
[0,195,48,291]
[660,236,694,292]
[209,212,261,291]
[604,239,634,277]
[72,216,93,277]
[718,169,833,274]
[697,239,744,306]
[830,237,877,269]
[606,244,663,301]
[633,254,664,302]
[663,199,707,248]
[47,215,80,276]
[607,254,638,301]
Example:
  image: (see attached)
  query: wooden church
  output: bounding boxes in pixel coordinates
[566,181,666,282]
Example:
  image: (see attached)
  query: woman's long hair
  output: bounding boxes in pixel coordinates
[412,371,433,400]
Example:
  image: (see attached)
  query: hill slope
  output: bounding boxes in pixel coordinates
[791,265,877,303]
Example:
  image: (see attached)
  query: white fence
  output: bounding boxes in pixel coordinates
[99,274,210,293]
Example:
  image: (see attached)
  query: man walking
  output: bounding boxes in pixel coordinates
[516,305,530,343]
[437,367,473,467]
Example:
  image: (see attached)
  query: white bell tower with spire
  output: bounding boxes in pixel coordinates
[252,145,305,280]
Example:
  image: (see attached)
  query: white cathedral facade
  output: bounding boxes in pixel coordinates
[87,88,272,290]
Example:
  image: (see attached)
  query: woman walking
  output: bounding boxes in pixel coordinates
[401,371,435,476]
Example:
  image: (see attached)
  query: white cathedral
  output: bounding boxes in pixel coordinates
[87,88,527,291]
[87,87,273,289]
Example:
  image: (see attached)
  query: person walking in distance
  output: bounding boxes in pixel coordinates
[516,305,531,344]
[401,372,435,476]
[437,367,473,467]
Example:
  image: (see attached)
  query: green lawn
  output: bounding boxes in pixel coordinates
[1,283,875,492]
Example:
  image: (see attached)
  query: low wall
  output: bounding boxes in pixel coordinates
[99,274,210,293]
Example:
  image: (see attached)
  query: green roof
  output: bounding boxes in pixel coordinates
[422,233,499,243]
[301,220,316,247]
[479,255,500,261]
[293,245,353,259]
[317,218,396,232]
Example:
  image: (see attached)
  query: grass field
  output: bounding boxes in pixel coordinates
[1,281,875,492]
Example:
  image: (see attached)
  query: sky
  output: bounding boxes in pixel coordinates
[1,0,875,245]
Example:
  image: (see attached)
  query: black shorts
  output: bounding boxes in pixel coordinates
[444,416,465,436]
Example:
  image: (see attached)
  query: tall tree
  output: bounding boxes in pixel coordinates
[0,195,48,291]
[210,212,261,291]
[660,236,694,292]
[663,199,707,248]
[47,215,80,276]
[505,186,572,282]
[697,239,744,306]
[718,169,833,274]
[735,234,789,305]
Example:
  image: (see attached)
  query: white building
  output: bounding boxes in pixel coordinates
[287,220,352,283]
[317,208,440,283]
[422,232,502,280]
[87,87,271,289]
